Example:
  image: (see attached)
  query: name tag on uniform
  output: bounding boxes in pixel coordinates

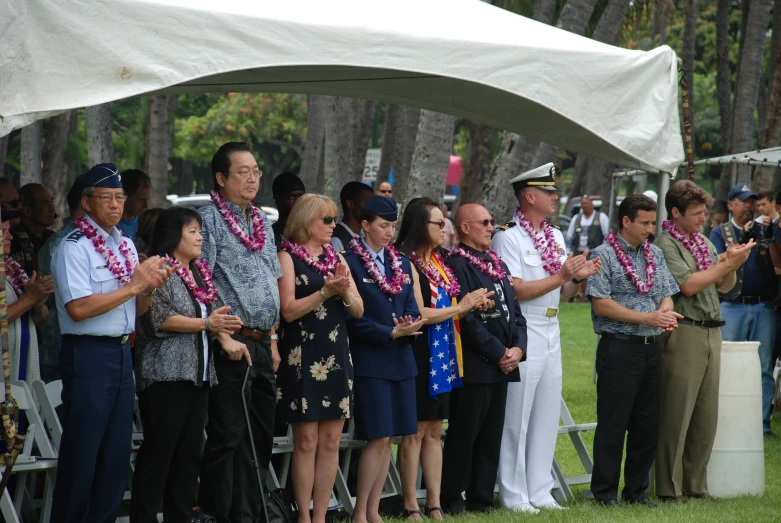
[363,278,375,283]
[526,249,538,255]
[95,265,108,269]
[404,274,411,284]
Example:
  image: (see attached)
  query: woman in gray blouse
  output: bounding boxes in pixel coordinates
[130,206,242,523]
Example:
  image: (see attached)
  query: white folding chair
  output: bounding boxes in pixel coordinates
[551,398,597,503]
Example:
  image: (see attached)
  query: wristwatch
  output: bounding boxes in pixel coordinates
[270,334,279,341]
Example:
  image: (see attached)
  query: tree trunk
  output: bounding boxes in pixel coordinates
[752,38,781,191]
[400,111,456,211]
[387,106,420,205]
[300,95,328,193]
[556,0,600,35]
[533,0,558,23]
[43,111,76,226]
[20,121,43,185]
[457,123,495,208]
[727,0,772,187]
[682,0,699,161]
[144,95,179,208]
[592,0,632,43]
[715,0,734,200]
[323,97,376,202]
[376,104,402,186]
[568,155,589,200]
[87,103,115,166]
[0,134,8,177]
[652,3,667,46]
[481,133,540,223]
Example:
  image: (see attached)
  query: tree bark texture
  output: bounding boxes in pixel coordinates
[400,111,456,212]
[42,111,76,226]
[376,104,402,186]
[457,123,496,208]
[384,105,420,206]
[556,0,600,34]
[715,0,733,200]
[0,134,8,177]
[87,103,115,166]
[480,132,540,223]
[752,38,781,192]
[299,95,327,194]
[682,0,699,162]
[145,95,179,208]
[592,0,632,43]
[727,0,772,187]
[20,121,43,186]
[652,3,667,46]
[533,0,558,23]
[323,97,376,202]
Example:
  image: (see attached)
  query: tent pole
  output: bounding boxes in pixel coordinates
[657,171,671,236]
[608,175,618,231]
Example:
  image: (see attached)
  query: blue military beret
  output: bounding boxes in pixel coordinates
[83,163,122,189]
[363,195,398,222]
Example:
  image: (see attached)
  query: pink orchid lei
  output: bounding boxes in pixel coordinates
[348,237,404,295]
[75,217,136,285]
[662,220,713,272]
[410,251,460,298]
[514,208,563,275]
[210,190,267,252]
[452,247,506,282]
[606,231,656,294]
[6,257,30,295]
[281,241,339,276]
[165,256,218,304]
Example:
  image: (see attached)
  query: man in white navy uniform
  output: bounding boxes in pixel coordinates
[492,163,601,513]
[49,163,172,523]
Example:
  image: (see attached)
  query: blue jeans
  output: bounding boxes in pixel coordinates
[720,301,776,433]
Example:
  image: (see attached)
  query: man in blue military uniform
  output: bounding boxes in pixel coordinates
[50,163,172,523]
[441,203,527,515]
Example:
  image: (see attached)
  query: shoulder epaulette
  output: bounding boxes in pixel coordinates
[495,221,516,232]
[550,223,560,230]
[66,230,85,243]
[340,250,346,255]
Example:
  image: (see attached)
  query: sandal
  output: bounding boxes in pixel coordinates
[401,508,425,520]
[424,506,444,518]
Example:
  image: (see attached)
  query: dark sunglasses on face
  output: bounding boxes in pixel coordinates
[321,216,338,225]
[378,190,392,195]
[466,219,496,227]
[429,220,446,229]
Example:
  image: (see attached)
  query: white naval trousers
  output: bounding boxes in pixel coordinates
[498,306,563,508]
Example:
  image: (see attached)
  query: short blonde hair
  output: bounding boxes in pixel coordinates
[284,193,338,244]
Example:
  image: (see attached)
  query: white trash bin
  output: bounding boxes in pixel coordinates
[706,341,764,497]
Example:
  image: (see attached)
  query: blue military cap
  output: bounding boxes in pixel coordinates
[727,184,756,201]
[83,163,122,189]
[363,195,398,221]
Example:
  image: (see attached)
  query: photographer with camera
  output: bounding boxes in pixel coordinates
[440,203,528,515]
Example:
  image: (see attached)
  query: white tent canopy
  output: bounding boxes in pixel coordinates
[1,0,684,173]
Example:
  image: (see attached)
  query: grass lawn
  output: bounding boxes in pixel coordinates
[392,303,781,522]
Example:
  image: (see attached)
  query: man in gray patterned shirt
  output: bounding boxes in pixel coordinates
[586,194,681,507]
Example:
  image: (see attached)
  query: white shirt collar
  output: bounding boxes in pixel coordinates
[339,221,360,238]
[361,238,384,263]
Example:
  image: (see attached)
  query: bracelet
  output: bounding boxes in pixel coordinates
[572,278,584,284]
[204,317,210,332]
[142,288,157,297]
[320,288,329,300]
[342,292,355,307]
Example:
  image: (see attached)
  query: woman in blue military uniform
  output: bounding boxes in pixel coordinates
[343,196,425,523]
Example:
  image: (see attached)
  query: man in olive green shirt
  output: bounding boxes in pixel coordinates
[654,180,754,501]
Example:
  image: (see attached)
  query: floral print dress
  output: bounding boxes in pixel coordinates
[277,250,354,423]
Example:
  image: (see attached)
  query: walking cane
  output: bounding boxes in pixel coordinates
[241,363,271,523]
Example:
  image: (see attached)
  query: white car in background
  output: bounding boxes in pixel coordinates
[167,194,279,224]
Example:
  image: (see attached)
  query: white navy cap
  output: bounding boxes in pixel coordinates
[509,162,560,192]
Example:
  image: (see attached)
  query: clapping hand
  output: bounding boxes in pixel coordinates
[570,249,602,282]
[723,239,754,269]
[323,263,351,298]
[459,288,496,314]
[390,315,426,339]
[24,272,54,303]
[208,305,243,334]
[131,256,174,295]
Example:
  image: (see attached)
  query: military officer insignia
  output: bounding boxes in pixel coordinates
[17,232,28,239]
[66,230,86,242]
[403,273,411,284]
[495,222,516,232]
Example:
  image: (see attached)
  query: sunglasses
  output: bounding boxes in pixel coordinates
[378,190,393,195]
[465,219,496,227]
[321,216,338,225]
[428,220,446,229]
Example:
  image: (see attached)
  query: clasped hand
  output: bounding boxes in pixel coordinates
[498,347,523,374]
[647,305,684,332]
[322,262,351,299]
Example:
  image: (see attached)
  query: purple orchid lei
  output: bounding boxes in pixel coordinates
[410,251,460,298]
[451,247,506,282]
[606,231,656,294]
[662,220,713,272]
[210,190,267,252]
[75,217,136,285]
[6,257,30,295]
[165,256,218,304]
[514,207,563,275]
[281,241,339,276]
[348,237,404,295]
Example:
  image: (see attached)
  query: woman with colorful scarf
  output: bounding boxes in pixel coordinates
[395,197,493,521]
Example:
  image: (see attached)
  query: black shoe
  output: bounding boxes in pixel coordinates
[596,499,620,507]
[658,495,689,503]
[623,497,656,507]
[764,431,777,439]
[465,503,493,513]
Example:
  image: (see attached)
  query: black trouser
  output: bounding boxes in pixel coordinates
[441,382,508,512]
[591,336,661,502]
[130,381,209,523]
[199,335,276,523]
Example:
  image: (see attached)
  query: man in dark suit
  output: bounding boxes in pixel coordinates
[441,203,527,514]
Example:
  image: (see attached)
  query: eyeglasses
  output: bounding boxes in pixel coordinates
[465,219,496,227]
[229,169,263,180]
[378,190,393,195]
[428,220,446,229]
[90,193,127,204]
[2,199,20,208]
[321,216,338,225]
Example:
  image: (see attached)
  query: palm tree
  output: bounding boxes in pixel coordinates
[145,95,179,208]
[400,110,456,210]
[87,103,115,166]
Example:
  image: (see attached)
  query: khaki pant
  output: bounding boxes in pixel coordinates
[655,323,721,497]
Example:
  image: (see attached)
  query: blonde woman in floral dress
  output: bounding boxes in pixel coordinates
[277,193,363,523]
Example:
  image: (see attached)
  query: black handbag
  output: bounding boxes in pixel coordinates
[265,487,298,523]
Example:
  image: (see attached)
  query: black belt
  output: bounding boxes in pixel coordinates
[600,332,658,345]
[237,327,269,342]
[64,334,131,345]
[678,317,726,329]
[722,295,764,305]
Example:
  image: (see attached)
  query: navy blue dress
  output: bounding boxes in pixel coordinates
[344,247,420,440]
